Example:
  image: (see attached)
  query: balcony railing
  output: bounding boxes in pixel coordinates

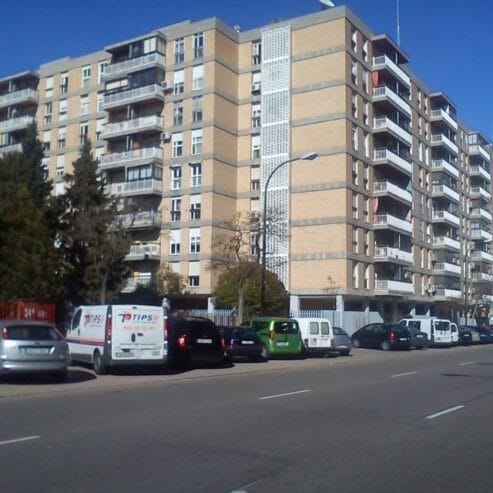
[0,88,38,108]
[373,148,412,176]
[0,143,23,156]
[470,208,492,221]
[102,116,164,139]
[431,210,460,227]
[433,236,461,251]
[470,186,492,202]
[470,165,491,182]
[471,229,493,242]
[471,272,493,282]
[102,84,164,109]
[121,273,153,293]
[99,147,163,169]
[372,55,411,87]
[106,178,163,196]
[126,242,161,260]
[471,250,493,263]
[469,144,490,162]
[431,184,460,203]
[104,53,166,80]
[116,211,162,229]
[430,133,458,155]
[430,108,458,130]
[374,246,413,263]
[373,214,412,233]
[431,159,459,179]
[435,288,461,299]
[372,85,411,115]
[373,117,412,145]
[374,279,413,294]
[0,115,35,132]
[433,262,461,275]
[373,181,412,204]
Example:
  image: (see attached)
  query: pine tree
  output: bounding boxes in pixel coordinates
[60,141,131,304]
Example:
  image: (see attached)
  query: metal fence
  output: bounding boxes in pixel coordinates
[184,309,237,326]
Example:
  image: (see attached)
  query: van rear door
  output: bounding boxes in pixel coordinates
[111,306,163,362]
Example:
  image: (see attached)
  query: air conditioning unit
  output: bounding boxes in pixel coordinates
[161,80,172,92]
[251,82,261,93]
[160,132,171,141]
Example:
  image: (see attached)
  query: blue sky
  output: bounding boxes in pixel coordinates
[1,0,491,138]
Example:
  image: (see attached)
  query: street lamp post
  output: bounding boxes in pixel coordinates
[260,151,318,314]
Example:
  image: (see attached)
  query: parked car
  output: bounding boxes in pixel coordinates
[474,326,493,344]
[242,318,303,358]
[295,318,335,356]
[0,320,69,381]
[407,326,428,349]
[457,326,472,346]
[218,325,267,362]
[398,318,453,346]
[166,317,225,368]
[461,325,489,344]
[332,326,352,356]
[351,323,411,351]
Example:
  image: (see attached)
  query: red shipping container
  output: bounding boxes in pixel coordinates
[0,300,55,322]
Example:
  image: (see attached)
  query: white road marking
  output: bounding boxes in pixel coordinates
[0,435,40,446]
[459,361,475,366]
[391,371,417,378]
[230,479,263,492]
[260,389,310,400]
[425,405,465,420]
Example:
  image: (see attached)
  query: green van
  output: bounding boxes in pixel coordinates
[242,317,303,358]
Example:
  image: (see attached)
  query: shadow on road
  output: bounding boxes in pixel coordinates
[1,369,96,385]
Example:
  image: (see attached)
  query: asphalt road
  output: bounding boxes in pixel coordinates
[1,345,493,492]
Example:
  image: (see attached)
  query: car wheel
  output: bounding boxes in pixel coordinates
[93,351,107,375]
[416,345,424,350]
[352,339,360,349]
[260,345,269,361]
[52,370,67,383]
[381,341,391,351]
[340,350,351,356]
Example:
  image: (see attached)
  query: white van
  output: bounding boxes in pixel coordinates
[67,305,165,374]
[398,318,453,346]
[295,318,335,356]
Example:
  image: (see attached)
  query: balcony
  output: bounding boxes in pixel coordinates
[471,272,493,283]
[373,214,412,234]
[0,115,35,133]
[373,117,412,145]
[374,246,413,263]
[431,210,460,227]
[430,108,458,130]
[372,85,411,116]
[99,147,163,170]
[471,250,493,264]
[470,165,491,182]
[471,229,493,242]
[469,144,490,162]
[374,279,413,294]
[106,178,163,197]
[470,208,492,221]
[373,181,412,205]
[0,143,23,156]
[433,262,461,275]
[121,273,153,293]
[372,55,411,87]
[126,242,161,261]
[116,211,162,229]
[104,53,166,81]
[433,236,461,251]
[102,116,164,140]
[430,133,458,155]
[431,159,459,179]
[102,84,165,110]
[0,88,38,108]
[435,288,461,299]
[470,186,491,202]
[373,148,412,176]
[431,184,460,203]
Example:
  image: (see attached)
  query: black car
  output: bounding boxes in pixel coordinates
[218,325,267,362]
[474,326,493,344]
[351,323,411,351]
[457,326,472,346]
[166,317,225,368]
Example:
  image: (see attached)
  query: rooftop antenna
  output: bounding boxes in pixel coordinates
[233,25,241,33]
[396,0,401,46]
[319,0,335,9]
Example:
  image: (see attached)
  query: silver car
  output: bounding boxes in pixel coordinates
[0,320,69,381]
[333,326,352,356]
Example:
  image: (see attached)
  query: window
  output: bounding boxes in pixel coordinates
[352,124,358,151]
[351,92,358,118]
[363,131,369,158]
[98,62,107,83]
[352,192,358,219]
[44,102,52,124]
[252,103,261,128]
[352,158,358,185]
[60,72,68,94]
[191,129,202,155]
[351,60,357,85]
[189,228,201,253]
[363,163,369,190]
[58,99,67,121]
[80,95,89,116]
[188,261,200,287]
[127,164,152,180]
[174,38,185,64]
[96,119,104,142]
[252,41,261,65]
[250,233,259,256]
[171,198,181,222]
[192,96,203,123]
[352,262,360,288]
[173,69,184,95]
[193,32,204,59]
[57,127,66,149]
[45,76,53,97]
[173,101,183,126]
[362,69,369,94]
[170,230,181,255]
[192,65,204,91]
[97,95,104,113]
[251,134,261,159]
[251,165,260,192]
[363,102,369,126]
[364,265,370,289]
[351,27,358,53]
[353,227,359,253]
[56,154,65,180]
[42,130,51,151]
[172,132,183,158]
[252,71,261,93]
[365,230,370,255]
[170,165,182,190]
[79,123,89,145]
[190,162,202,187]
[190,195,201,220]
[364,197,369,222]
[362,39,369,62]
[81,65,91,87]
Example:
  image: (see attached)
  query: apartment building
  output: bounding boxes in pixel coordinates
[1,5,491,324]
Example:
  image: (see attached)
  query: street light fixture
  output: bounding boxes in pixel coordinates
[260,151,318,313]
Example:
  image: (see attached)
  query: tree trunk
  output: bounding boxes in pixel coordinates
[237,286,245,325]
[100,271,108,304]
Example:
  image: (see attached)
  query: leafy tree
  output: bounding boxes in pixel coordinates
[154,263,186,296]
[59,141,131,304]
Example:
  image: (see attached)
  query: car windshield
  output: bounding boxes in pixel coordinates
[333,327,347,336]
[233,327,257,339]
[273,321,299,334]
[4,325,61,341]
